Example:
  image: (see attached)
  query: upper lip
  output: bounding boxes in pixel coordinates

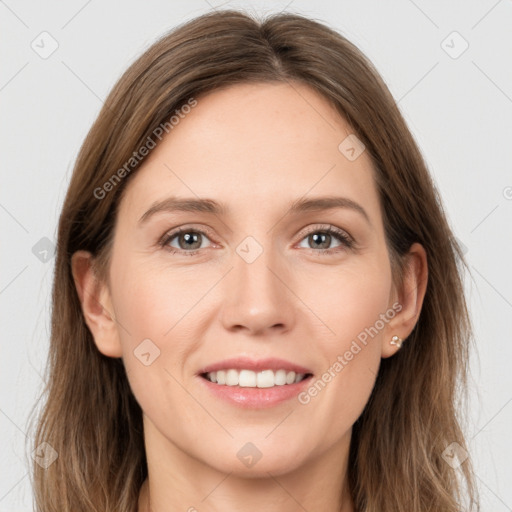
[197,357,313,375]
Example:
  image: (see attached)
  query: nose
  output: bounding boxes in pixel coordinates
[220,241,296,336]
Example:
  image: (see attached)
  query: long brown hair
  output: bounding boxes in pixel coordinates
[29,9,480,511]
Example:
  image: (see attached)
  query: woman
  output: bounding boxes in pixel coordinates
[30,9,479,512]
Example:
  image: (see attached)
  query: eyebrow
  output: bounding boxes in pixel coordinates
[138,195,371,225]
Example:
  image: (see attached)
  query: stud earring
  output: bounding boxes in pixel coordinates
[390,335,403,348]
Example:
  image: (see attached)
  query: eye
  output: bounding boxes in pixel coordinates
[159,224,354,257]
[159,227,214,256]
[296,225,354,255]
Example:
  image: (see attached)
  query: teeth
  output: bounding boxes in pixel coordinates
[256,370,274,388]
[226,369,239,386]
[240,369,257,387]
[204,369,308,388]
[275,369,287,385]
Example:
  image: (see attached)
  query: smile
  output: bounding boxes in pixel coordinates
[202,369,312,388]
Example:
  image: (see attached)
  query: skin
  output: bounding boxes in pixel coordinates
[72,81,427,512]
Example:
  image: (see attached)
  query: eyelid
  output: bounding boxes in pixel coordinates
[295,223,353,243]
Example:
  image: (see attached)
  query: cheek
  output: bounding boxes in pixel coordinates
[110,265,202,427]
[297,255,393,346]
[292,257,391,425]
[110,258,204,345]
[109,257,216,402]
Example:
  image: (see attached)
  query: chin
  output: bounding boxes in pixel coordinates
[204,446,307,478]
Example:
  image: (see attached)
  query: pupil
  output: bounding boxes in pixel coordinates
[311,233,330,249]
[181,232,200,249]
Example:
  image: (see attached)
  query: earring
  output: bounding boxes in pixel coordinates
[390,335,403,348]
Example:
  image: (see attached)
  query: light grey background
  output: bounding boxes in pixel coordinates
[1,0,511,510]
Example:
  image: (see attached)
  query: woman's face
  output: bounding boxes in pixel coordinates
[92,82,408,476]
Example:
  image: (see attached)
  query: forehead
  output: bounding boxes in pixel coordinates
[119,81,380,222]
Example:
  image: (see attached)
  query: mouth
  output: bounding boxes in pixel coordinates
[196,357,314,407]
[200,369,313,388]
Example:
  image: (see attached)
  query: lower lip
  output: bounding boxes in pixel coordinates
[198,375,313,409]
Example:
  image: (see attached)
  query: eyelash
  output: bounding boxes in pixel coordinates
[158,224,355,257]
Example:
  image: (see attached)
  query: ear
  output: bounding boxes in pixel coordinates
[382,242,428,358]
[71,250,123,358]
